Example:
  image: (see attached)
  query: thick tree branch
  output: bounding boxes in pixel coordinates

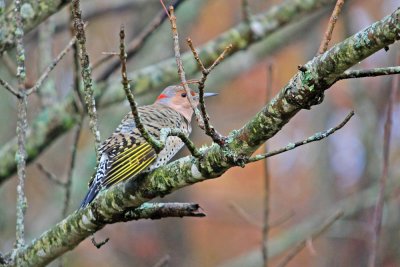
[0,0,334,185]
[7,7,400,267]
[0,0,70,54]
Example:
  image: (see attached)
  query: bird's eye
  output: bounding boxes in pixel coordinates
[181,93,187,97]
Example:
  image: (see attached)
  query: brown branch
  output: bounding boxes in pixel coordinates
[318,0,345,54]
[275,210,343,267]
[247,111,354,163]
[167,6,202,125]
[119,26,162,153]
[368,54,399,267]
[186,38,232,145]
[71,0,101,156]
[262,62,273,267]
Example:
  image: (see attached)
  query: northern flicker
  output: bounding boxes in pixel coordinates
[80,85,217,207]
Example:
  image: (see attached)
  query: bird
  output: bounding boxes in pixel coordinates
[80,85,217,207]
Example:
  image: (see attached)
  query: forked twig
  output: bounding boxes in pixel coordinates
[248,111,354,163]
[186,38,232,145]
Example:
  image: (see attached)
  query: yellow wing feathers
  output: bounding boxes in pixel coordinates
[102,143,156,187]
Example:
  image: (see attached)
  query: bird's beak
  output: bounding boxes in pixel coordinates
[204,92,218,98]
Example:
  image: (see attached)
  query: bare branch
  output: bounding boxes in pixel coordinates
[167,6,202,125]
[318,0,345,54]
[119,26,162,153]
[71,0,101,155]
[186,38,232,145]
[276,210,343,267]
[0,77,20,97]
[14,0,28,250]
[337,66,400,80]
[26,37,76,96]
[247,111,354,163]
[368,54,399,267]
[262,62,273,267]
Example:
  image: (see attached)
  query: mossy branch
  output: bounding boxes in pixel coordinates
[0,0,334,185]
[5,7,400,267]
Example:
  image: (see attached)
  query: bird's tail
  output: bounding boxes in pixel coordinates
[80,154,108,208]
[80,182,101,208]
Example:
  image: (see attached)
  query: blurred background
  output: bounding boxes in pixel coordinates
[1,0,400,266]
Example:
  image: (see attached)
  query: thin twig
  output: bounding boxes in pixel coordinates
[26,37,77,95]
[119,26,162,153]
[153,254,170,267]
[186,38,232,145]
[336,66,400,81]
[159,128,201,158]
[368,55,399,267]
[318,0,345,54]
[167,6,203,125]
[0,77,20,97]
[63,117,83,217]
[262,62,273,267]
[71,0,101,156]
[95,0,186,81]
[247,111,354,163]
[14,0,28,250]
[36,163,66,186]
[69,5,84,114]
[276,210,343,267]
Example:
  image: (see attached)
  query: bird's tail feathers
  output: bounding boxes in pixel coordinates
[80,182,101,208]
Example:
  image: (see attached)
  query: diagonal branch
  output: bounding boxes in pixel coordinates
[187,38,232,145]
[6,7,400,267]
[0,0,340,185]
[247,111,354,163]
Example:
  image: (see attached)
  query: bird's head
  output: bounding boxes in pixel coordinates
[155,85,217,121]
